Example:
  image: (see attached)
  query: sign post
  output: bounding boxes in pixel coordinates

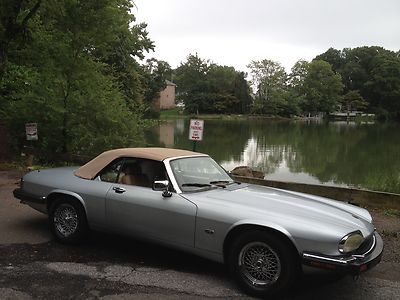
[189,119,204,151]
[25,123,38,168]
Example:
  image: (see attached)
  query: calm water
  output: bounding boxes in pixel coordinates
[145,119,400,193]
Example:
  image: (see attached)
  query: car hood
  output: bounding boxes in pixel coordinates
[185,184,375,237]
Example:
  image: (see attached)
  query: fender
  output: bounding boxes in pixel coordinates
[47,189,87,214]
[227,219,299,252]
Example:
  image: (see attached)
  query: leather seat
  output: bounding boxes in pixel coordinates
[120,163,149,187]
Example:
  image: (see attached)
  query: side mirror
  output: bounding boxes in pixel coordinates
[153,180,172,197]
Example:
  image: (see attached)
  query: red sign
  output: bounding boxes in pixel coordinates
[189,119,204,141]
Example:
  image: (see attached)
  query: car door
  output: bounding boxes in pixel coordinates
[105,158,197,248]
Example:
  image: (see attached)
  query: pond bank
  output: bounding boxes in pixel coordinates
[159,109,291,120]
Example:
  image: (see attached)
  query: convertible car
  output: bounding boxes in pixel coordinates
[13,148,383,297]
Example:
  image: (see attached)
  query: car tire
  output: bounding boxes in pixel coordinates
[227,230,299,298]
[49,197,89,244]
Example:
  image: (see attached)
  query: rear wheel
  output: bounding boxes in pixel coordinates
[227,230,299,298]
[49,198,88,243]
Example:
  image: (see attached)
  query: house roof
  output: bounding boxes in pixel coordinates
[74,147,204,179]
[165,80,177,86]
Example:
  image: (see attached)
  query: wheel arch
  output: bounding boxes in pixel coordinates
[223,221,300,264]
[46,190,87,214]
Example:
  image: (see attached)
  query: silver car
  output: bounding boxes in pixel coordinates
[13,148,383,298]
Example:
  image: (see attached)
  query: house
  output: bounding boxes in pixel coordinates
[153,80,177,110]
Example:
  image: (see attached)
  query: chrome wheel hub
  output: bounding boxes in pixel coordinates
[239,242,281,286]
[54,204,78,237]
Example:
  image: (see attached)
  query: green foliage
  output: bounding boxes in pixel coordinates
[302,60,343,113]
[159,108,184,119]
[0,0,154,157]
[340,90,368,113]
[174,53,252,114]
[316,46,400,120]
[247,59,289,116]
[142,58,172,104]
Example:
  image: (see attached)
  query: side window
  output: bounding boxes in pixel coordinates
[97,159,124,183]
[119,158,167,188]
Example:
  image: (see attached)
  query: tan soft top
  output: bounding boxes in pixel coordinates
[74,147,204,179]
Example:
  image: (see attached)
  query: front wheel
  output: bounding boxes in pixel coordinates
[227,230,299,298]
[49,198,88,243]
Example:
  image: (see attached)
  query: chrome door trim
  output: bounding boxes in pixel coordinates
[163,155,208,194]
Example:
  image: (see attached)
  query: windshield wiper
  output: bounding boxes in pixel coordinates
[182,183,212,187]
[209,180,242,188]
[209,180,236,188]
[210,180,232,184]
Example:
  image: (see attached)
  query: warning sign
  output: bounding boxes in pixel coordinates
[189,119,204,141]
[25,123,38,141]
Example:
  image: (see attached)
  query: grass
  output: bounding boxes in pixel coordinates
[0,157,77,172]
[159,108,185,119]
[0,160,26,171]
[159,109,288,121]
[383,208,400,217]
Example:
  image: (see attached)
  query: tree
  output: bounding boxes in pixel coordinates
[315,46,400,119]
[0,0,154,156]
[142,58,172,102]
[0,0,42,79]
[315,47,344,73]
[174,53,210,114]
[366,53,400,119]
[247,59,287,115]
[174,54,252,114]
[340,90,368,117]
[233,72,252,114]
[302,60,343,114]
[288,59,309,88]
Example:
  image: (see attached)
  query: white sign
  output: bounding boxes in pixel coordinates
[25,123,38,141]
[189,119,204,141]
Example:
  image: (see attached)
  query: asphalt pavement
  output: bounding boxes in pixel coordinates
[1,170,399,299]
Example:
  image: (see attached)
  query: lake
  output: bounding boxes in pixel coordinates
[145,119,400,193]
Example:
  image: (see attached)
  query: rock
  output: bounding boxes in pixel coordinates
[231,166,264,179]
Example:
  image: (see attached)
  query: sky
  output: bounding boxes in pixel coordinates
[134,0,400,72]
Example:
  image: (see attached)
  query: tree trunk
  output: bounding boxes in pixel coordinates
[0,43,8,80]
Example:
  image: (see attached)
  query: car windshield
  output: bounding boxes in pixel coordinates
[170,156,234,192]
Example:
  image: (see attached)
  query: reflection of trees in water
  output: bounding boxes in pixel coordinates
[146,119,400,193]
[251,121,400,192]
[175,119,253,163]
[227,137,283,174]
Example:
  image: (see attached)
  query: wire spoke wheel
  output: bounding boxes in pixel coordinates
[53,204,78,237]
[238,241,281,286]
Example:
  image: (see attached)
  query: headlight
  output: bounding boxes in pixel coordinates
[339,231,364,253]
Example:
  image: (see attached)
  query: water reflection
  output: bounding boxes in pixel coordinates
[146,119,400,193]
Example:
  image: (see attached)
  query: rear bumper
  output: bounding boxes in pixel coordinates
[302,232,383,274]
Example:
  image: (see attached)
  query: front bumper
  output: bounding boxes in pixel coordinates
[302,232,383,274]
[13,188,46,204]
[13,188,47,214]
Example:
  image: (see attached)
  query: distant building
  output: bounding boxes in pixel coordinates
[153,80,177,110]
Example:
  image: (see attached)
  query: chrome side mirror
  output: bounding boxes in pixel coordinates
[153,180,172,197]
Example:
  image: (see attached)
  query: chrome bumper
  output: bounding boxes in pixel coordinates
[13,188,47,214]
[302,232,383,274]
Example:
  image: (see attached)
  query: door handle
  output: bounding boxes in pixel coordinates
[113,186,126,194]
